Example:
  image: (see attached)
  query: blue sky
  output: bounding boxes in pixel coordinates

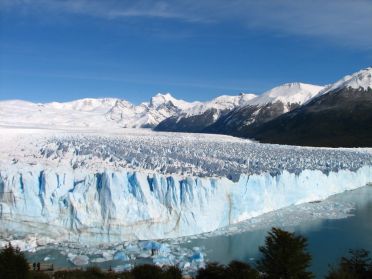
[1,0,371,104]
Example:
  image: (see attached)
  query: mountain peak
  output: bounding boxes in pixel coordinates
[150,93,175,106]
[149,92,195,110]
[251,82,324,106]
[324,67,372,93]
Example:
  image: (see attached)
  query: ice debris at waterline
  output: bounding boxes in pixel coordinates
[18,240,206,273]
[0,164,371,243]
[0,128,372,243]
[2,188,369,274]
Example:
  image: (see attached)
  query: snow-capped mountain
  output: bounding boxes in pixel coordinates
[106,93,197,128]
[319,67,372,94]
[46,98,120,112]
[0,98,121,129]
[184,93,257,117]
[250,82,324,109]
[155,68,372,147]
[0,81,326,133]
[155,93,257,133]
[0,92,257,130]
[1,67,371,147]
[0,93,196,129]
[250,67,372,147]
[178,82,323,135]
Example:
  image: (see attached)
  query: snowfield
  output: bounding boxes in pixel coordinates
[0,126,372,245]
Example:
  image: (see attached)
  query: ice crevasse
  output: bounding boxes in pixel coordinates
[0,164,371,244]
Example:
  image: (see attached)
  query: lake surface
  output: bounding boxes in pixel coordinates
[185,186,372,278]
[24,186,372,278]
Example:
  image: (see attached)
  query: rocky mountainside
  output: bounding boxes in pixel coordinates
[249,67,372,147]
[2,67,371,147]
[204,83,323,136]
[106,93,197,128]
[155,93,257,132]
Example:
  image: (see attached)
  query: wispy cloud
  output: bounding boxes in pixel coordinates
[1,69,260,92]
[1,0,372,49]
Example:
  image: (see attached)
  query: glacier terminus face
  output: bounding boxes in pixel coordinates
[0,127,371,245]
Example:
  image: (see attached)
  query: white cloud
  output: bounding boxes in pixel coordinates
[1,0,372,49]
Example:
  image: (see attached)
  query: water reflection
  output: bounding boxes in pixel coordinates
[185,186,372,278]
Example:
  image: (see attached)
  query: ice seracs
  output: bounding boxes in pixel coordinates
[1,157,371,243]
[0,128,371,244]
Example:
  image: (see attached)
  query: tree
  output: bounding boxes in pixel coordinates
[132,264,163,279]
[162,266,183,279]
[257,227,313,279]
[0,243,30,279]
[196,262,227,279]
[326,249,372,279]
[226,260,259,279]
[84,266,107,279]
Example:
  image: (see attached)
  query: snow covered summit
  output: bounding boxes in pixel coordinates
[321,67,372,94]
[106,93,196,128]
[250,82,324,107]
[149,93,196,110]
[0,93,196,129]
[184,93,257,117]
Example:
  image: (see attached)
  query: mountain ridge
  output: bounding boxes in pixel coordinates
[247,67,372,147]
[155,82,324,133]
[2,67,372,147]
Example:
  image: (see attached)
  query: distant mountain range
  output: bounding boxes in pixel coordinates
[248,68,372,147]
[0,67,371,147]
[0,93,195,129]
[156,67,372,147]
[157,82,323,133]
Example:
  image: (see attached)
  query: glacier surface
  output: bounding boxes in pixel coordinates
[0,127,372,245]
[1,164,371,244]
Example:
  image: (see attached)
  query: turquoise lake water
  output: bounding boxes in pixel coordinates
[185,186,372,278]
[24,186,372,278]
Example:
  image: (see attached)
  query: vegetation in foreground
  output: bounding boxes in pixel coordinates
[1,227,371,279]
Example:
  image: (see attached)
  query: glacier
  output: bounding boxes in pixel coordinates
[1,163,371,244]
[1,127,372,246]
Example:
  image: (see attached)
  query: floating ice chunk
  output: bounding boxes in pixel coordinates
[142,241,162,251]
[158,243,171,256]
[190,250,204,262]
[125,243,140,254]
[113,251,129,261]
[180,261,191,270]
[113,263,133,272]
[70,255,89,266]
[153,255,176,267]
[91,258,107,263]
[102,251,114,261]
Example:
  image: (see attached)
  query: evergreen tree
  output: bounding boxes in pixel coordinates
[326,249,372,279]
[0,243,30,279]
[196,262,227,279]
[226,260,259,279]
[257,227,313,279]
[162,266,183,279]
[132,264,163,279]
